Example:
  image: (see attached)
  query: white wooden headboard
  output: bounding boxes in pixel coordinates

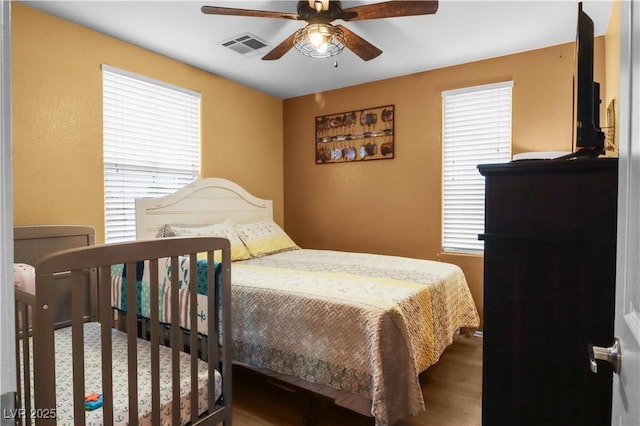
[135,178,273,239]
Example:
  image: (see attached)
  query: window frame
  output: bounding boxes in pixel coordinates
[441,81,513,254]
[102,64,201,242]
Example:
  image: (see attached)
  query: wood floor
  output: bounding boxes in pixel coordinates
[232,334,483,426]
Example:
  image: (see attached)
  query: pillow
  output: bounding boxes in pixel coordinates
[233,219,299,257]
[156,221,251,261]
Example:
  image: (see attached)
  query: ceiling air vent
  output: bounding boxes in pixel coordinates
[221,33,269,57]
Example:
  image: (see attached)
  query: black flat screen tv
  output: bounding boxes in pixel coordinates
[567,2,606,159]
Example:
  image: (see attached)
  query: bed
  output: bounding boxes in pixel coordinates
[135,178,480,426]
[13,225,232,425]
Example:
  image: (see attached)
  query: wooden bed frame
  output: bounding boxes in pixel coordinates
[14,225,97,330]
[14,225,96,266]
[13,225,233,425]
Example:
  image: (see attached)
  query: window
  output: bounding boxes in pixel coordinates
[442,81,513,253]
[103,65,201,242]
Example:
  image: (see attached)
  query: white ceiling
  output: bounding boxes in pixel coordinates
[19,0,613,99]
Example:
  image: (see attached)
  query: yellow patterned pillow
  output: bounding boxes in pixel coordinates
[156,221,251,261]
[233,219,299,257]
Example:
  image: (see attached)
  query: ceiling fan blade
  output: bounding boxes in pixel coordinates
[201,5,300,20]
[262,31,298,60]
[336,25,382,61]
[341,1,438,21]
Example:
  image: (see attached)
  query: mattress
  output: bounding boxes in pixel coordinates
[231,248,480,425]
[20,322,222,425]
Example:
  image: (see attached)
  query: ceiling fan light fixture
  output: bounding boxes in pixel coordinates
[294,23,346,59]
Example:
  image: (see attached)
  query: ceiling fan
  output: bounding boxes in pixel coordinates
[201,1,439,61]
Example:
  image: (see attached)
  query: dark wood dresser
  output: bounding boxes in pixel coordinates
[478,157,617,426]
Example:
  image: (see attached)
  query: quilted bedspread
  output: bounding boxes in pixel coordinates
[231,249,479,425]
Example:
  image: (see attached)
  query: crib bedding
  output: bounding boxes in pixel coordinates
[22,322,222,425]
[13,262,36,293]
[231,248,480,425]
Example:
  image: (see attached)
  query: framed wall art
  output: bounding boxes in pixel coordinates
[315,104,394,164]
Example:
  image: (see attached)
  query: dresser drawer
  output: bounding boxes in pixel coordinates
[479,158,617,239]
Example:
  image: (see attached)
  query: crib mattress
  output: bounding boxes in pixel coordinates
[22,322,221,425]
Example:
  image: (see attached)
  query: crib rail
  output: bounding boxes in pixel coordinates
[27,237,232,426]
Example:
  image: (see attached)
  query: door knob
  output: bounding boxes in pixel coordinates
[589,338,621,374]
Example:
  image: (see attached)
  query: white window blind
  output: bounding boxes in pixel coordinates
[442,81,513,253]
[103,65,201,242]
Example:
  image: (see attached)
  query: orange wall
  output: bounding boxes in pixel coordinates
[13,2,613,326]
[11,3,284,242]
[283,39,606,326]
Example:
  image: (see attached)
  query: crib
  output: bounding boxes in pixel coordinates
[13,226,232,425]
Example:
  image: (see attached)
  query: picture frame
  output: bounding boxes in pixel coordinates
[315,104,394,164]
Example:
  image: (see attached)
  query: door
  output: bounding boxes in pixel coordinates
[0,0,14,419]
[611,1,640,425]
